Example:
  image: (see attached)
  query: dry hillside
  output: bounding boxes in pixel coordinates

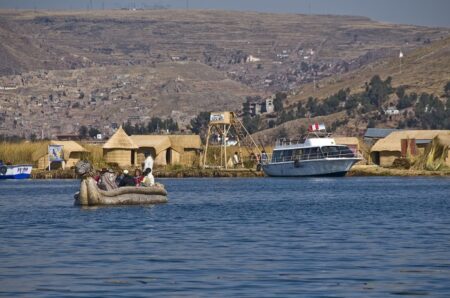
[290,36,450,103]
[0,9,449,138]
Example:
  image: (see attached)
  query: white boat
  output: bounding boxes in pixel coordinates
[262,130,362,177]
[0,164,33,179]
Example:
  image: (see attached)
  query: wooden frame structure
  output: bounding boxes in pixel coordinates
[202,112,261,169]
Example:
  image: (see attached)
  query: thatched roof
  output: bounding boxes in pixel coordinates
[436,134,450,147]
[371,130,450,152]
[129,134,202,154]
[32,140,88,161]
[103,126,138,149]
[130,135,171,154]
[334,137,360,146]
[168,135,202,152]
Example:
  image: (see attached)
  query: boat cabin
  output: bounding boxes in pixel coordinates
[271,138,355,163]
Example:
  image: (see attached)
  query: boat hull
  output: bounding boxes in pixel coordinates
[262,158,359,177]
[74,177,168,206]
[0,165,33,180]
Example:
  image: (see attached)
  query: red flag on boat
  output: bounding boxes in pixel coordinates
[308,123,326,132]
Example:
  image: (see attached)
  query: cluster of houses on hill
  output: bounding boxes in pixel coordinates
[31,126,450,173]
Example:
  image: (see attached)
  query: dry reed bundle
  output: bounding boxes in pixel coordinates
[80,143,107,168]
[413,136,450,171]
[0,141,49,165]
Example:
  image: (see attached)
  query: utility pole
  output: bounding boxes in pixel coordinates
[310,49,316,92]
[399,50,404,74]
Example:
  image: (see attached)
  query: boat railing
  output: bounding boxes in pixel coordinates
[276,132,332,147]
[276,138,304,147]
[261,151,363,164]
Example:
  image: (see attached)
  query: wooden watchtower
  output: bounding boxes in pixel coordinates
[202,112,261,169]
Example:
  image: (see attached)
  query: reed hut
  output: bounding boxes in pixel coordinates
[370,130,450,167]
[168,135,202,166]
[129,135,171,166]
[129,134,201,167]
[32,140,88,169]
[103,127,138,167]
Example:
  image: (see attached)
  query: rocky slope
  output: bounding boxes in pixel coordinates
[0,9,448,138]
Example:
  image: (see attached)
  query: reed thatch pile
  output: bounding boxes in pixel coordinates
[413,135,450,171]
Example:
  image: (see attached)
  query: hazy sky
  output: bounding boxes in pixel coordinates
[1,0,449,28]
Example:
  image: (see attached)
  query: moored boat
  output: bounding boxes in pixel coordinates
[0,164,33,179]
[262,125,362,177]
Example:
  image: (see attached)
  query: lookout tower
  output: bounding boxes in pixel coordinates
[202,112,261,169]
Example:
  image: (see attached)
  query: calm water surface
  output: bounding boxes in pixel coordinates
[0,177,450,297]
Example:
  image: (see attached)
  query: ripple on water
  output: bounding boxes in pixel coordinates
[0,177,450,297]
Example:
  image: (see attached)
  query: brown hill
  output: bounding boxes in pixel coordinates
[1,9,449,138]
[0,9,448,92]
[290,36,450,103]
[0,62,258,138]
[253,37,450,143]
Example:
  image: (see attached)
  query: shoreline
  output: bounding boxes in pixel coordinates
[29,165,450,179]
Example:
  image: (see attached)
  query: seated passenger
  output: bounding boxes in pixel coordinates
[98,168,118,191]
[118,169,136,187]
[134,169,144,186]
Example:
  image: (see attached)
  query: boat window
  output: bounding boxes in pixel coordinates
[293,149,303,160]
[283,150,293,161]
[271,150,283,163]
[321,146,354,157]
[309,147,323,159]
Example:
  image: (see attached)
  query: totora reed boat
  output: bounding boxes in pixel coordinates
[74,161,168,206]
[74,177,168,206]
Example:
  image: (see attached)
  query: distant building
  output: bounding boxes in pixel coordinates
[246,55,261,62]
[370,130,450,167]
[265,98,274,113]
[56,134,82,141]
[32,140,88,169]
[385,107,400,115]
[130,134,202,167]
[364,128,401,146]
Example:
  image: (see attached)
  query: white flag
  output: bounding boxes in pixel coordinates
[399,51,404,58]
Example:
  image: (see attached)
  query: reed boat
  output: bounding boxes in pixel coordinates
[74,177,168,206]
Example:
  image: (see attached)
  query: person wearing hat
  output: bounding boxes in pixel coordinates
[98,168,118,191]
[118,169,135,187]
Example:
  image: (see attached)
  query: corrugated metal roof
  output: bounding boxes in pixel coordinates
[415,139,432,145]
[364,128,401,139]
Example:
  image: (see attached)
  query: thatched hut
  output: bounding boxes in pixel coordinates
[370,130,450,167]
[103,127,138,167]
[130,134,201,167]
[32,140,88,169]
[129,135,171,166]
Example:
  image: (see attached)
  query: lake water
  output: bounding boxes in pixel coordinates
[1,177,450,297]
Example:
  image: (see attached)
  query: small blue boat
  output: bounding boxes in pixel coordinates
[0,164,33,179]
